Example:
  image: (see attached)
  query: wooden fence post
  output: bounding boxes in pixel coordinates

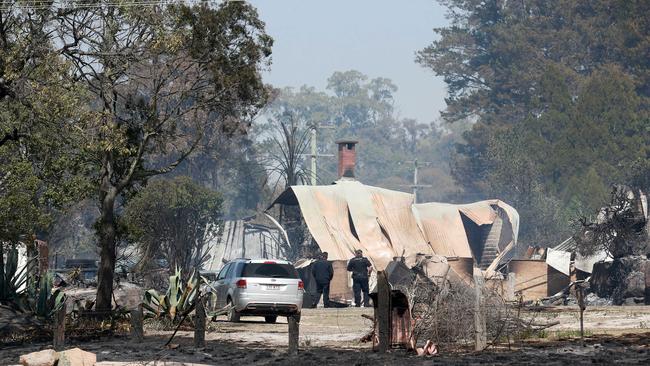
[576,282,586,346]
[377,271,391,353]
[288,314,300,355]
[194,297,206,348]
[130,304,144,342]
[53,302,66,351]
[507,272,516,301]
[474,274,486,351]
[643,262,650,305]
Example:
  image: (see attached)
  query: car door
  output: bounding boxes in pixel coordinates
[215,263,231,308]
[224,262,238,304]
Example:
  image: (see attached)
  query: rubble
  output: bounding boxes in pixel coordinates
[583,293,612,307]
[591,256,649,305]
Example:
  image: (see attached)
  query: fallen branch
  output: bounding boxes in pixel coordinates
[522,320,560,331]
[360,313,376,342]
[208,304,234,322]
[360,329,375,342]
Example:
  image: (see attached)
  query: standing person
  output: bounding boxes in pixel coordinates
[312,252,334,308]
[347,249,372,307]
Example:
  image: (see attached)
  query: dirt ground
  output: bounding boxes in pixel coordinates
[2,306,650,365]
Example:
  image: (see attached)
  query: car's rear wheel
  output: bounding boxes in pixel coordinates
[264,315,277,324]
[227,298,240,322]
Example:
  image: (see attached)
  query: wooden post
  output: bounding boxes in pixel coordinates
[507,273,516,301]
[194,297,206,348]
[130,304,144,342]
[473,274,486,351]
[53,302,66,351]
[576,283,586,346]
[288,314,299,355]
[644,261,650,305]
[377,271,391,353]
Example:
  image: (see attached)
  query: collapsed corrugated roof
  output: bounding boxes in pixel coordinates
[270,180,519,271]
[204,218,286,271]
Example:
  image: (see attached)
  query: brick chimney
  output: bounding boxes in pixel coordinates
[336,139,358,179]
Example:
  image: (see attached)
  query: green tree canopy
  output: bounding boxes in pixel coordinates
[123,176,222,274]
[0,6,89,244]
[419,0,650,246]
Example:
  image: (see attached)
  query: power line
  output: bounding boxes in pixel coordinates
[0,0,235,12]
[300,124,334,186]
[399,159,432,204]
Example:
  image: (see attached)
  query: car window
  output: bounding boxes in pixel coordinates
[232,262,244,278]
[217,263,230,280]
[225,262,237,279]
[241,263,299,278]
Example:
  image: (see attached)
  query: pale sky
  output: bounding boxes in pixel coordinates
[249,0,450,124]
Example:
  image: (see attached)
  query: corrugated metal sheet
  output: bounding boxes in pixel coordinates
[271,180,520,272]
[458,202,497,225]
[546,248,571,276]
[290,181,433,270]
[412,202,473,258]
[551,237,613,274]
[204,220,285,271]
[553,237,576,252]
[370,189,432,258]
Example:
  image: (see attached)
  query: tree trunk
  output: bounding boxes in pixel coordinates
[96,187,117,312]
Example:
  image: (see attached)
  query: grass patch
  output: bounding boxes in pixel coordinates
[547,329,593,340]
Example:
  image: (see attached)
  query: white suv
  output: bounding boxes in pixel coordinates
[213,259,304,323]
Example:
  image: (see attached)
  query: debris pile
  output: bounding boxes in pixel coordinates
[575,185,649,305]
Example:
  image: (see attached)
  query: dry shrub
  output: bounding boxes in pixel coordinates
[410,280,475,346]
[407,276,539,348]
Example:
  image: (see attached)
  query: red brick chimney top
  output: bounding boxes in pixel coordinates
[336,139,358,179]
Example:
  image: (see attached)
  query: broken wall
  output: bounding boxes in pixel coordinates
[508,260,570,300]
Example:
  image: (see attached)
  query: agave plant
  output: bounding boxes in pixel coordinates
[30,272,66,318]
[142,268,201,322]
[1,245,35,308]
[1,245,66,319]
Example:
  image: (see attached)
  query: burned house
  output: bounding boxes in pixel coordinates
[203,215,287,272]
[510,186,650,303]
[270,140,521,304]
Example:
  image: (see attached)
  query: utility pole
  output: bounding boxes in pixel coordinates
[400,159,432,203]
[310,128,317,186]
[303,124,334,185]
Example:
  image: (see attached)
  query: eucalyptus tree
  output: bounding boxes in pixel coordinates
[418,0,650,246]
[53,1,272,311]
[0,2,88,245]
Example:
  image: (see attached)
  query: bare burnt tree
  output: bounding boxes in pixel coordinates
[574,185,648,259]
[261,112,311,191]
[53,2,271,311]
[259,111,312,260]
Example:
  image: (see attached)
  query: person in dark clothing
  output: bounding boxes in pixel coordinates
[312,252,334,307]
[347,249,372,307]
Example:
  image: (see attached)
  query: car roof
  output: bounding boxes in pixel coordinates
[228,258,291,265]
[247,259,291,264]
